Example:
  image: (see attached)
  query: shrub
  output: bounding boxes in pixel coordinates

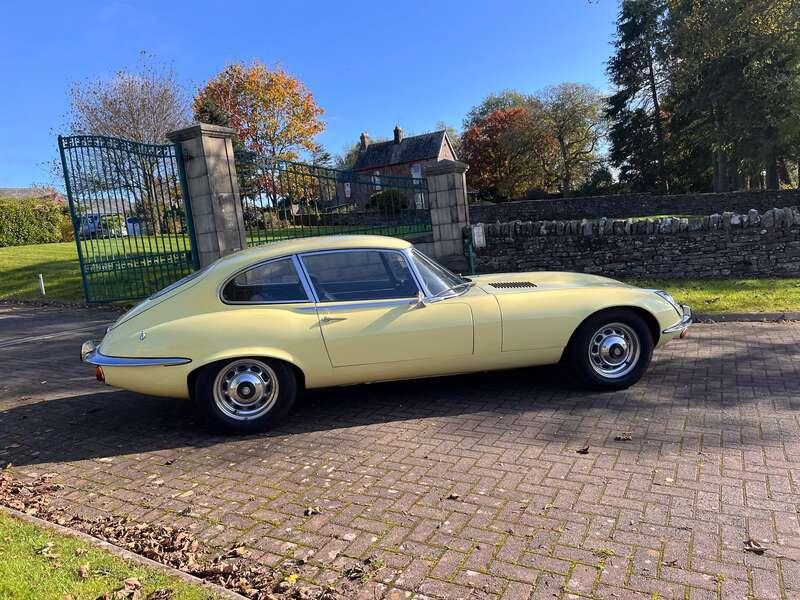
[59,207,75,242]
[367,189,409,212]
[0,198,65,247]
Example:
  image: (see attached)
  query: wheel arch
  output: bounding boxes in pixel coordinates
[187,354,307,399]
[560,305,661,363]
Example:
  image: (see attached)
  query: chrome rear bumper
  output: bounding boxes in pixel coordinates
[80,340,191,367]
[662,305,692,335]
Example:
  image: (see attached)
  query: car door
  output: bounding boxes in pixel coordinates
[299,249,474,367]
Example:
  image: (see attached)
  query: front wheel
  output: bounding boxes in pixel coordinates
[568,310,654,390]
[194,358,297,433]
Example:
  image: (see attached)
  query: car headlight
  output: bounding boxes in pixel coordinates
[655,290,682,315]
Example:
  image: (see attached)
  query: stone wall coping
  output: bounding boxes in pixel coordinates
[166,123,237,143]
[471,206,800,239]
[476,188,800,207]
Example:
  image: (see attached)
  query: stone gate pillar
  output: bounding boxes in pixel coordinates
[167,123,247,267]
[424,160,470,262]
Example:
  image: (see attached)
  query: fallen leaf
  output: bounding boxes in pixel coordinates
[303,506,322,516]
[576,445,590,455]
[614,433,632,442]
[446,493,460,501]
[145,589,174,600]
[78,563,90,579]
[744,539,766,555]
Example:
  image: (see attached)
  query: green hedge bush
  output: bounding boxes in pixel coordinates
[367,189,409,212]
[0,198,67,247]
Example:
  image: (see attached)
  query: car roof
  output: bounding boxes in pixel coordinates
[210,234,413,272]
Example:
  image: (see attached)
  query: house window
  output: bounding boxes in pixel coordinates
[372,170,382,191]
[410,164,424,209]
[344,182,351,198]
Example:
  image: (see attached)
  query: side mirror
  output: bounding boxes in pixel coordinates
[411,291,426,309]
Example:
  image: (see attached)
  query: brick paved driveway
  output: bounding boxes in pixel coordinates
[1,303,800,599]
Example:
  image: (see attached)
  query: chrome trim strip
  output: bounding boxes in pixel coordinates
[320,299,417,311]
[81,343,191,367]
[663,305,692,334]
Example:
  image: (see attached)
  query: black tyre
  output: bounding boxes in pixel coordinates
[568,310,654,390]
[194,357,297,433]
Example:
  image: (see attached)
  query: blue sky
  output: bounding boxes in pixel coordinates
[0,0,618,188]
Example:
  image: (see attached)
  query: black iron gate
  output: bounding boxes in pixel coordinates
[59,135,199,303]
[235,152,431,247]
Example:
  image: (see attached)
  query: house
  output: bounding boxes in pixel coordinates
[0,187,66,204]
[352,126,458,181]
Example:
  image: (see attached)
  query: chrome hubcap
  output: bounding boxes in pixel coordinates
[588,323,640,379]
[213,359,278,421]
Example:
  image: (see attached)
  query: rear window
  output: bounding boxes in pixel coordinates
[222,257,309,303]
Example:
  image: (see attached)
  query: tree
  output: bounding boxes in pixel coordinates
[667,0,800,190]
[67,51,190,144]
[540,83,606,194]
[335,142,362,170]
[461,107,556,199]
[64,53,191,234]
[606,0,670,191]
[463,90,541,129]
[193,61,325,162]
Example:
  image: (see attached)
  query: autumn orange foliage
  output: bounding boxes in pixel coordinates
[194,61,324,161]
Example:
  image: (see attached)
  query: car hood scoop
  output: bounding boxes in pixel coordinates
[488,281,537,289]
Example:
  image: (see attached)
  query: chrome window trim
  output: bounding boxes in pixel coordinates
[297,248,424,303]
[407,248,472,300]
[293,298,418,313]
[218,255,314,306]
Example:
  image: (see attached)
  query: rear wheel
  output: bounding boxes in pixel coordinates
[569,310,653,390]
[194,358,297,433]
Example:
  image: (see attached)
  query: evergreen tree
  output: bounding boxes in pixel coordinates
[606,0,670,191]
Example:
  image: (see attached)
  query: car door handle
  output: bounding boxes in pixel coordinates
[320,316,347,324]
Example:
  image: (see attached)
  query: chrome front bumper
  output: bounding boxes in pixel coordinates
[662,305,692,335]
[80,340,191,367]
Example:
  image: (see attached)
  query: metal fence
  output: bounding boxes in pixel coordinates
[59,135,198,303]
[235,152,431,247]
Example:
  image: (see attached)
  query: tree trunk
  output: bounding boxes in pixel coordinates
[558,137,571,196]
[713,150,730,192]
[646,45,668,193]
[766,155,779,190]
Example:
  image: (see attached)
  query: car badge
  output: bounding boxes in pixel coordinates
[139,331,147,341]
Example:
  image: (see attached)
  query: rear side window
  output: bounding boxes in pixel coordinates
[301,250,419,302]
[222,257,309,303]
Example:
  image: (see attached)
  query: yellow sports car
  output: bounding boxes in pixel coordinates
[81,235,691,432]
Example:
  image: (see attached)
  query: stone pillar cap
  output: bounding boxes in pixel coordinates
[167,123,237,143]
[423,159,469,176]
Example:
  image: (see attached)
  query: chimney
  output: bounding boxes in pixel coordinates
[393,125,403,144]
[360,132,370,151]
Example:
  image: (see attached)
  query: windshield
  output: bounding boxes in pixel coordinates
[410,249,470,297]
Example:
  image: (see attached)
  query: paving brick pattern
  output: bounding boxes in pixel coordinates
[1,304,800,599]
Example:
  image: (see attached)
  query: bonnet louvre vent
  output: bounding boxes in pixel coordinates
[489,281,537,289]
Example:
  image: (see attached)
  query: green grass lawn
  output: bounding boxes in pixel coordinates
[0,511,216,600]
[0,241,84,301]
[629,278,800,313]
[1,240,798,312]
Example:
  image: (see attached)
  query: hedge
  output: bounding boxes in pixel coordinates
[0,198,67,247]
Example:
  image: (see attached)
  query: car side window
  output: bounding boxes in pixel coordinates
[222,257,309,303]
[301,250,419,302]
